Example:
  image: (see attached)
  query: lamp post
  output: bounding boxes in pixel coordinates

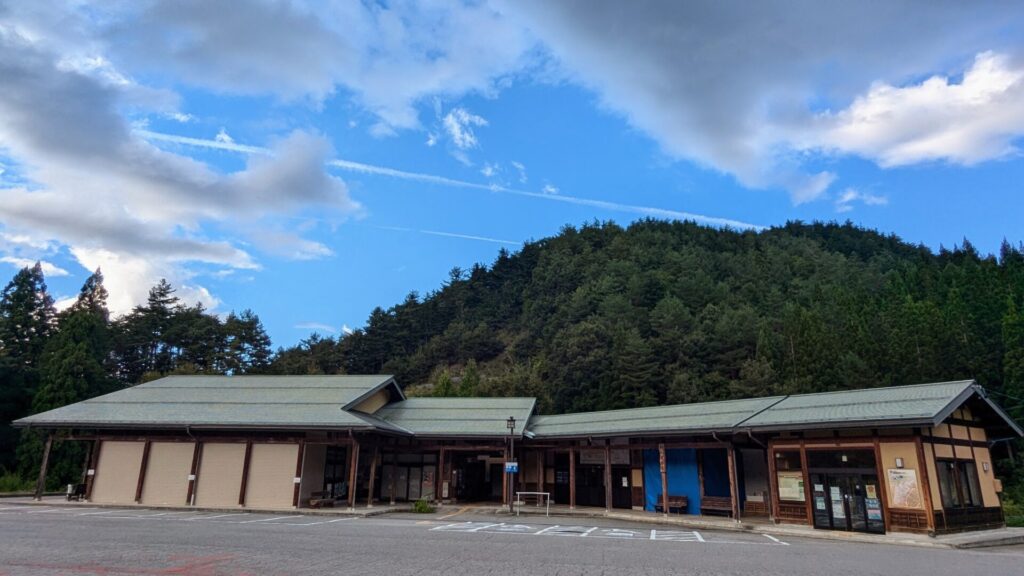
[507,416,516,513]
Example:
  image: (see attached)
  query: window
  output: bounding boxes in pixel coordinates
[936,459,982,508]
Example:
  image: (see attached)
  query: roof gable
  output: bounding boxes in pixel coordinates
[376,397,537,438]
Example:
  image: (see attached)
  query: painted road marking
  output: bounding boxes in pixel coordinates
[438,506,469,520]
[763,534,788,545]
[77,510,114,516]
[186,513,238,521]
[238,515,294,524]
[649,530,703,542]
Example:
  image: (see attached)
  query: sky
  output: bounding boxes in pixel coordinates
[1,1,1023,347]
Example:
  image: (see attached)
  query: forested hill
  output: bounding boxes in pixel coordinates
[271,220,1024,420]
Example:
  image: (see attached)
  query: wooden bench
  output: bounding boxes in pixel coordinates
[308,491,337,509]
[700,495,734,517]
[654,494,689,514]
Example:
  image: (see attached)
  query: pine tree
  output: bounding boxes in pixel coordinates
[225,309,273,374]
[1002,296,1024,422]
[457,360,480,397]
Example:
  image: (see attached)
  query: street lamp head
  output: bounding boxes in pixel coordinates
[507,416,516,431]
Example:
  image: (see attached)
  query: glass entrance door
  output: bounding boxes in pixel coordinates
[810,472,884,533]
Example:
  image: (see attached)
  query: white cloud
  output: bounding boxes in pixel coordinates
[480,163,498,178]
[834,188,888,213]
[443,107,489,149]
[507,2,1024,201]
[0,256,69,277]
[214,128,234,144]
[0,21,359,314]
[806,52,1024,167]
[425,132,438,147]
[295,322,337,334]
[341,324,354,336]
[541,183,559,195]
[511,161,527,183]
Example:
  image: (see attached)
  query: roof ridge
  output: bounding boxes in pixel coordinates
[532,395,784,419]
[780,379,975,401]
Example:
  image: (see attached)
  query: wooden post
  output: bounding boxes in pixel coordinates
[79,441,92,486]
[293,441,306,508]
[238,441,253,506]
[927,429,947,531]
[389,450,397,505]
[765,446,777,523]
[502,446,509,505]
[366,446,379,508]
[436,447,445,503]
[568,446,576,509]
[537,450,544,493]
[658,443,668,516]
[185,441,202,506]
[347,440,360,509]
[798,441,812,526]
[134,440,151,503]
[914,436,936,533]
[603,443,613,512]
[727,445,740,521]
[84,439,100,501]
[872,437,890,533]
[34,434,54,501]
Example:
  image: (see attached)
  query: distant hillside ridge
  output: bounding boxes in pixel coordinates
[269,219,1024,420]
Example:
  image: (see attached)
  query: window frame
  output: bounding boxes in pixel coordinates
[935,458,983,509]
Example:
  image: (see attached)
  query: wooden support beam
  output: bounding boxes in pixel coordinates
[389,450,397,505]
[568,446,576,509]
[658,443,668,516]
[537,450,544,493]
[347,440,360,509]
[134,440,151,503]
[185,441,202,506]
[84,439,100,501]
[293,441,305,508]
[727,445,740,521]
[914,436,935,533]
[798,441,812,526]
[435,447,445,503]
[764,445,777,523]
[926,429,947,531]
[604,442,613,512]
[502,446,509,505]
[34,434,53,501]
[366,446,379,508]
[872,437,890,533]
[238,441,253,506]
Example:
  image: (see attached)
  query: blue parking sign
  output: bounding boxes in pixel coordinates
[504,461,518,473]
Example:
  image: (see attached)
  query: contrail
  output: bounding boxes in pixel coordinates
[375,225,520,246]
[138,130,764,231]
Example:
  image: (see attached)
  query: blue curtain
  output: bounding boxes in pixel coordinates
[643,448,701,514]
[702,448,732,498]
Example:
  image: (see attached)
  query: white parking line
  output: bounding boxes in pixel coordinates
[534,525,560,535]
[78,510,114,516]
[185,513,238,521]
[467,523,502,532]
[763,534,788,545]
[238,515,294,524]
[580,527,598,537]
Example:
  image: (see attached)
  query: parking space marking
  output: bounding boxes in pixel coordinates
[238,515,294,524]
[78,510,114,516]
[763,534,788,545]
[186,513,238,521]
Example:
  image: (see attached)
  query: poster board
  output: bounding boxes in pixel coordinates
[887,468,922,508]
[777,471,806,501]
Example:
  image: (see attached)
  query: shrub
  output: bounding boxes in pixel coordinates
[412,497,435,513]
[0,472,32,493]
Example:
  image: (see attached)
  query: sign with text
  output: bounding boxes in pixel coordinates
[505,461,519,473]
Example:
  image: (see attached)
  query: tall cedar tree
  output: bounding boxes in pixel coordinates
[17,270,113,484]
[0,263,55,473]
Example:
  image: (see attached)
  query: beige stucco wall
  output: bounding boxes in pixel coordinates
[244,443,299,509]
[91,441,145,504]
[139,442,194,506]
[923,445,943,510]
[879,442,925,509]
[973,446,1000,507]
[194,442,246,507]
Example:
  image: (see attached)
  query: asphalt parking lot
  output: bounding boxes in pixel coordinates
[1,504,1022,576]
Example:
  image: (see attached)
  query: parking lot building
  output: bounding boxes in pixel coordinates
[15,376,1021,536]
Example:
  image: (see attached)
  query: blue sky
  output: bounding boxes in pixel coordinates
[1,1,1023,347]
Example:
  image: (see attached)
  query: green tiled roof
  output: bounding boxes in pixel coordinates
[526,396,784,438]
[14,375,401,431]
[376,397,537,438]
[737,379,977,430]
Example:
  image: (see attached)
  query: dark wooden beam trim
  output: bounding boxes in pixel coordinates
[366,446,379,508]
[872,437,891,533]
[84,439,101,501]
[798,440,812,526]
[603,442,612,512]
[914,436,936,533]
[347,440,360,509]
[185,441,202,506]
[238,441,253,506]
[134,440,152,503]
[568,445,576,509]
[33,434,54,501]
